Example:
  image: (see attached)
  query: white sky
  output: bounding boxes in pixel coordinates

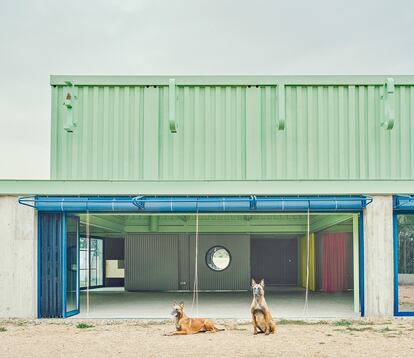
[0,0,413,179]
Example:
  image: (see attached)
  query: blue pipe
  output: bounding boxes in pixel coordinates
[132,195,371,212]
[19,195,372,212]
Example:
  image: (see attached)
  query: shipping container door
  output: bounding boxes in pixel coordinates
[251,238,298,285]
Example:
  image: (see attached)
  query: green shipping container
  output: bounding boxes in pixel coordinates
[51,75,414,182]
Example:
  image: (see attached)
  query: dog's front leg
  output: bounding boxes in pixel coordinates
[270,321,276,334]
[167,330,188,336]
[252,314,258,335]
[264,314,271,335]
[164,331,177,336]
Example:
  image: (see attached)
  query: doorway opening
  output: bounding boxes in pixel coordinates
[65,212,361,319]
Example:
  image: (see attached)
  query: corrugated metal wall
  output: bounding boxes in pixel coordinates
[178,234,190,290]
[125,234,179,291]
[51,81,414,181]
[124,234,250,291]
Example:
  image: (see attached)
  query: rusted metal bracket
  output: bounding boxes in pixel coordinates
[169,78,178,133]
[380,77,395,130]
[63,80,78,133]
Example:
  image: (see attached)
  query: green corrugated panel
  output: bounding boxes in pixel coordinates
[50,77,414,181]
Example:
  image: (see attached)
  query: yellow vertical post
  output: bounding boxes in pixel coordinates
[300,234,315,291]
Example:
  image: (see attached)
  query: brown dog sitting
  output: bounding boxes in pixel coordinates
[168,301,224,335]
[251,279,276,335]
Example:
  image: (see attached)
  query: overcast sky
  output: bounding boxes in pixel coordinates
[0,0,413,179]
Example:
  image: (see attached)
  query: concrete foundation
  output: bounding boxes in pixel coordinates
[0,196,37,318]
[363,195,394,317]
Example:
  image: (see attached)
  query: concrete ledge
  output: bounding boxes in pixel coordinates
[1,179,414,195]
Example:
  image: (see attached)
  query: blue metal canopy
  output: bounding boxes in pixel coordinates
[394,195,414,210]
[19,195,372,212]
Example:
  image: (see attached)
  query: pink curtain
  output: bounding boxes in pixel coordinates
[322,233,349,292]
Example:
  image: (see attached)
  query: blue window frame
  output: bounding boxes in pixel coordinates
[393,196,414,316]
[37,213,80,318]
[359,214,365,317]
[63,214,80,317]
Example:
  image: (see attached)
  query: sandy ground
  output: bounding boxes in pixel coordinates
[399,285,414,310]
[1,319,414,358]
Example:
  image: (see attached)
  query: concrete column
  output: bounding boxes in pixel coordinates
[363,195,393,317]
[0,196,37,318]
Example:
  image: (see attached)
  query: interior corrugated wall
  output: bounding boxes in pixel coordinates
[188,234,250,291]
[125,234,179,291]
[124,234,250,291]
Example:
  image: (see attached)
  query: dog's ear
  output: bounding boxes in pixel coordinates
[260,279,265,287]
[251,278,256,287]
[179,301,184,308]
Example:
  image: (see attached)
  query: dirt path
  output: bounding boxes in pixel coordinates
[399,285,414,310]
[1,319,414,357]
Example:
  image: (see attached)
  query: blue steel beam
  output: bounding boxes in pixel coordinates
[393,195,414,210]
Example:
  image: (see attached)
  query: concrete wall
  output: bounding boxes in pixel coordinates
[363,195,394,317]
[0,196,37,318]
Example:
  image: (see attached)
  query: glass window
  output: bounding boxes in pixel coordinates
[90,269,97,287]
[96,240,104,286]
[80,237,104,289]
[397,214,414,313]
[206,246,231,271]
[80,268,87,288]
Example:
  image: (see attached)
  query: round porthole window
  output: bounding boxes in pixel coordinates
[205,246,231,272]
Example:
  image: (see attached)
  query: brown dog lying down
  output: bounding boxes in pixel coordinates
[251,279,276,335]
[168,301,224,335]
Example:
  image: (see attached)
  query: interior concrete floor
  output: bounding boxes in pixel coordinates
[75,287,356,319]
